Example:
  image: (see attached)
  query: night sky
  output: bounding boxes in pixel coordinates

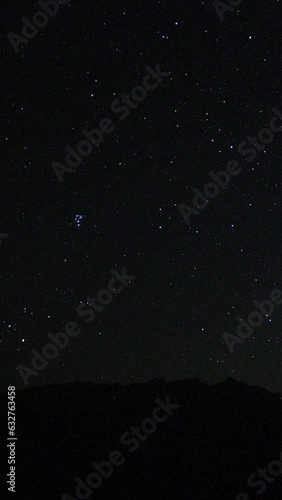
[1,0,282,394]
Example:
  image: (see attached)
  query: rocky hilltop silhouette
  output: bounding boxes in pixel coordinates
[1,378,282,499]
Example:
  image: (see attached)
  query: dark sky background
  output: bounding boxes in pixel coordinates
[1,0,281,394]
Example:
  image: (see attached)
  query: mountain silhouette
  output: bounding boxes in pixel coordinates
[1,378,282,499]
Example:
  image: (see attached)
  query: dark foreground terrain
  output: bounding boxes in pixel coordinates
[1,378,282,499]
